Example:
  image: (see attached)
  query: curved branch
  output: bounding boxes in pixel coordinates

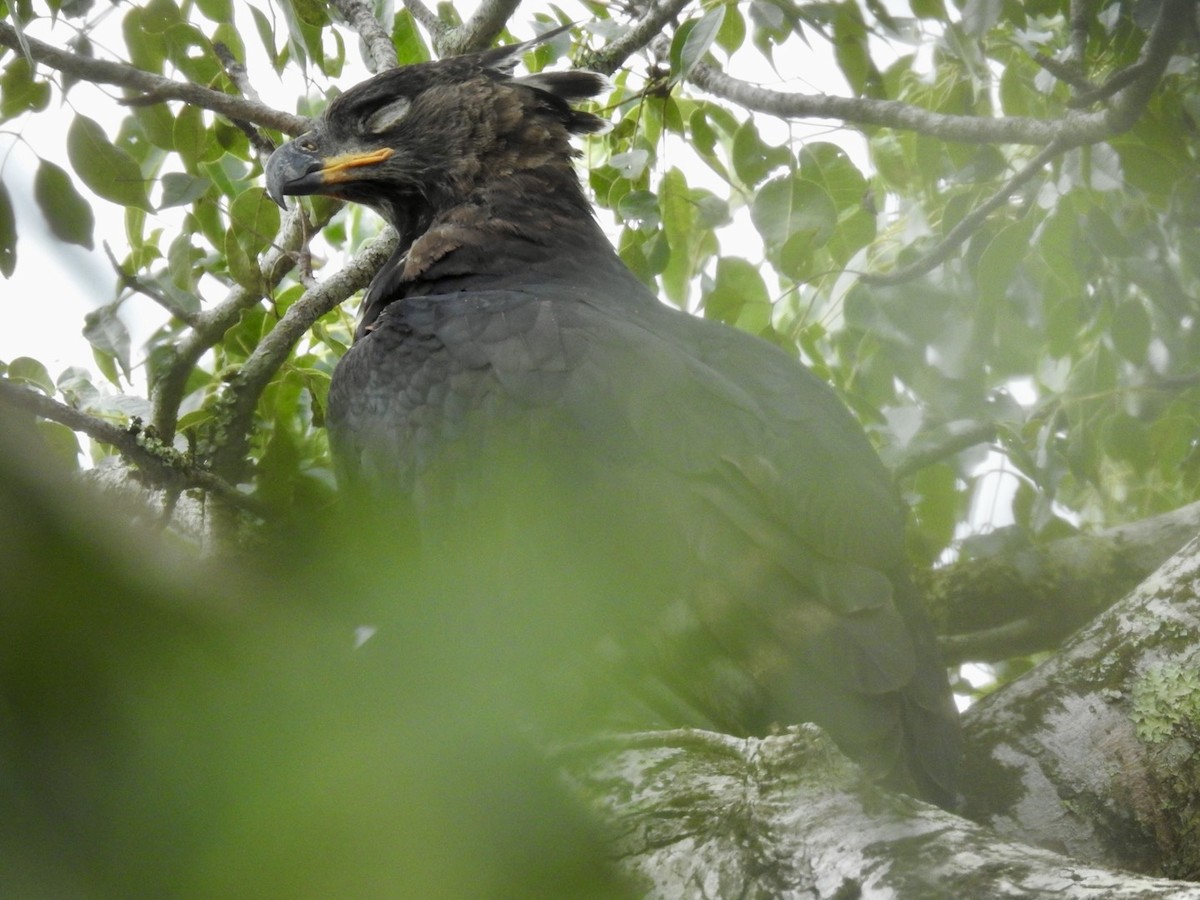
[686,0,1189,148]
[580,0,694,77]
[0,22,310,135]
[863,138,1069,287]
[333,0,399,71]
[207,228,400,481]
[0,378,266,517]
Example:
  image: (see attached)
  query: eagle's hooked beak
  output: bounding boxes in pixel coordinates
[265,141,394,209]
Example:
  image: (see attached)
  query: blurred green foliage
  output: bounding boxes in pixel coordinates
[0,414,632,897]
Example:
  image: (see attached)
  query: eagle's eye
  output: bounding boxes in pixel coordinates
[366,97,413,134]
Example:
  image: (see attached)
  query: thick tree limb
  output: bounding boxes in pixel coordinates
[931,500,1200,664]
[0,22,309,135]
[444,0,522,56]
[561,726,1200,896]
[0,378,266,517]
[206,228,399,481]
[961,534,1200,878]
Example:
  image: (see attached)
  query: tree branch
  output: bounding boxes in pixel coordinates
[0,378,267,517]
[0,22,310,135]
[206,228,400,481]
[686,0,1190,148]
[333,0,399,71]
[402,0,449,43]
[580,0,693,77]
[928,499,1200,663]
[444,0,522,56]
[862,138,1069,286]
[150,207,317,442]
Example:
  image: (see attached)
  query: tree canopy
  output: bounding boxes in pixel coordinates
[2,0,1200,895]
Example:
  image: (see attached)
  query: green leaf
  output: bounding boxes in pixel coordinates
[1111,300,1151,364]
[0,178,15,277]
[195,0,232,22]
[715,3,746,54]
[83,306,132,381]
[393,9,431,65]
[173,104,219,168]
[159,172,211,209]
[250,5,282,71]
[750,175,837,280]
[6,356,55,394]
[34,420,82,471]
[975,216,1036,310]
[0,56,51,121]
[224,228,264,292]
[67,115,152,211]
[34,159,95,249]
[671,5,725,82]
[229,187,281,257]
[617,190,660,230]
[704,257,771,333]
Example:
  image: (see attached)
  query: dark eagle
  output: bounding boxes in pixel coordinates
[265,29,960,806]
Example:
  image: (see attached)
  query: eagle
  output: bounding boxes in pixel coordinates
[265,27,961,806]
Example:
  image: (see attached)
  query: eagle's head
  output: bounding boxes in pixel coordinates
[264,28,607,228]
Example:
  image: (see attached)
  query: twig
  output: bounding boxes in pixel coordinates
[206,228,400,481]
[102,241,199,328]
[862,138,1069,287]
[580,0,694,76]
[0,378,268,517]
[333,0,399,71]
[892,421,999,480]
[0,21,310,135]
[212,41,277,156]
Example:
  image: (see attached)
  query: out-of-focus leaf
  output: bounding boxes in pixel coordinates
[34,420,82,471]
[716,3,746,54]
[750,175,837,281]
[195,0,232,22]
[83,306,132,382]
[975,216,1035,310]
[617,190,660,229]
[1111,300,1151,364]
[5,356,55,394]
[0,56,51,121]
[670,5,725,82]
[66,115,152,211]
[159,172,211,209]
[0,178,15,277]
[33,159,95,249]
[704,257,771,333]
